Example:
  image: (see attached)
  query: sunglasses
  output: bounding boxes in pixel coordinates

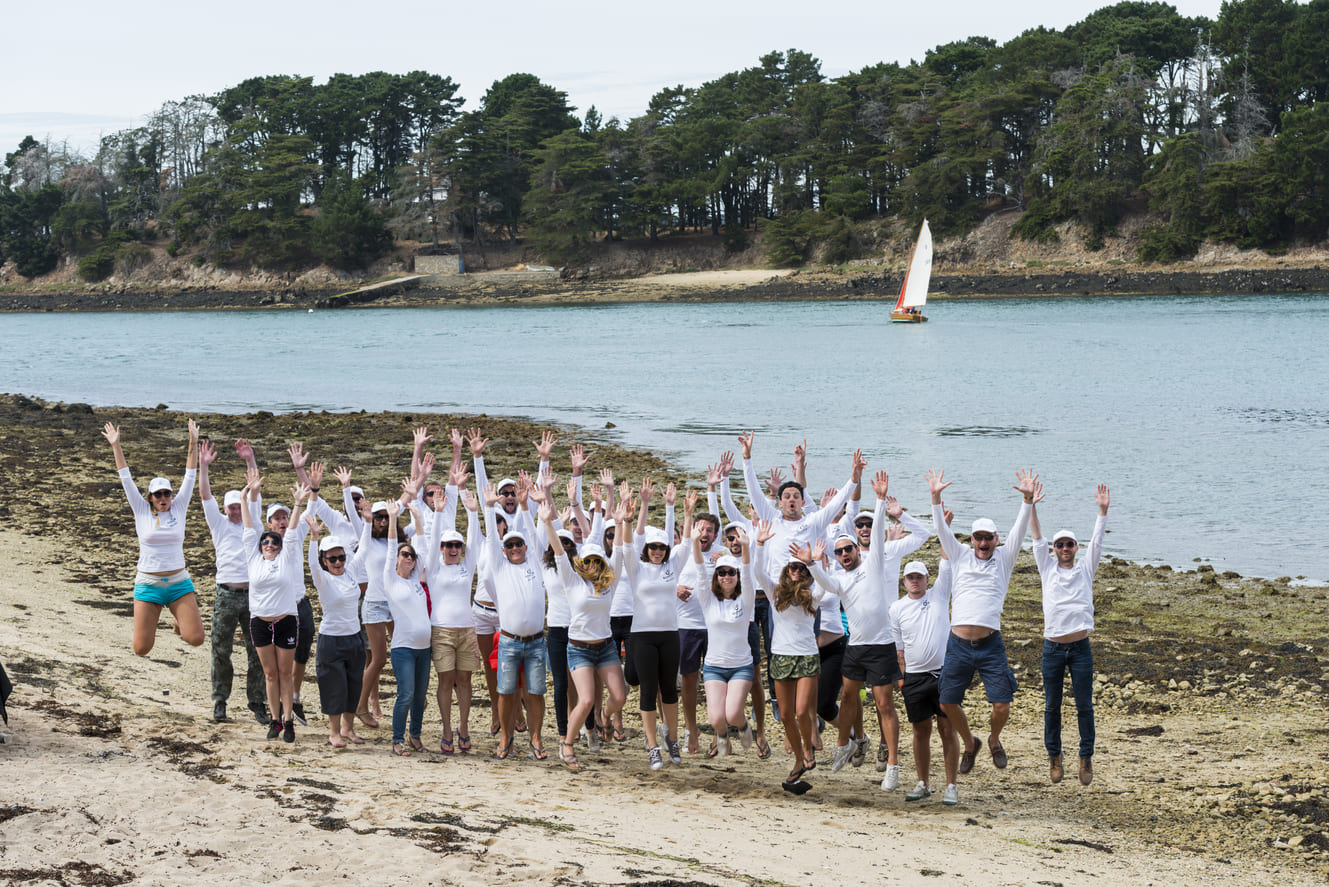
[442,541,464,550]
[1053,540,1077,549]
[834,546,857,556]
[504,540,526,550]
[423,490,437,499]
[715,567,738,578]
[324,554,347,564]
[351,494,364,502]
[260,539,282,548]
[724,534,738,542]
[854,520,872,529]
[372,513,389,520]
[499,489,517,496]
[645,543,668,552]
[150,489,172,498]
[787,562,808,573]
[971,533,996,543]
[399,550,417,560]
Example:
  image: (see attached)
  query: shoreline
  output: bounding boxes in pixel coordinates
[1,264,1327,312]
[3,398,1329,883]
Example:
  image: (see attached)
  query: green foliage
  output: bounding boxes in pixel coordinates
[310,173,392,270]
[759,211,816,267]
[77,250,115,281]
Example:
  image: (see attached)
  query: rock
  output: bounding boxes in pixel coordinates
[1178,680,1192,690]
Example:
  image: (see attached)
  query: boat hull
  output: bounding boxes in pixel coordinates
[890,310,927,323]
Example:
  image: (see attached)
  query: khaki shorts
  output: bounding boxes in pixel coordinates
[431,626,481,673]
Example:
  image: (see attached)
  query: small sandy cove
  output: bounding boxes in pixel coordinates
[2,524,1325,887]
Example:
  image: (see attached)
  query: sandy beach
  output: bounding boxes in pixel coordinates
[3,397,1328,886]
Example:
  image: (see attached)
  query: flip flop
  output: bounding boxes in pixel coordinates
[613,725,628,743]
[528,741,548,761]
[455,729,471,752]
[755,734,773,760]
[392,742,411,757]
[490,721,501,737]
[803,753,817,772]
[439,735,455,755]
[706,740,719,758]
[495,739,513,760]
[515,720,528,733]
[560,741,580,772]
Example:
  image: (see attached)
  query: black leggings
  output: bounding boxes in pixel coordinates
[817,636,846,723]
[631,630,680,712]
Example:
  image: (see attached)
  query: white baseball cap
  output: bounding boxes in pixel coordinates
[223,490,244,508]
[148,477,172,494]
[971,518,998,536]
[319,536,347,554]
[266,503,289,520]
[903,560,929,577]
[1052,530,1078,545]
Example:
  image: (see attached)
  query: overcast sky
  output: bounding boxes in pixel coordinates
[2,0,1221,160]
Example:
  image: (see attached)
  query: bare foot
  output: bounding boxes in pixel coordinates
[344,730,364,745]
[328,734,348,748]
[687,731,701,755]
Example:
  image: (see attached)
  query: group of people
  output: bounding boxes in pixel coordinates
[106,421,1110,803]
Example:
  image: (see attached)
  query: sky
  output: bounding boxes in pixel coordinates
[2,0,1223,161]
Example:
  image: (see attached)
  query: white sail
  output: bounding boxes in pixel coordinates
[897,220,932,309]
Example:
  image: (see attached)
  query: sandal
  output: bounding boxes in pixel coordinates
[490,721,501,736]
[439,735,455,755]
[357,710,380,729]
[755,733,772,760]
[706,740,719,758]
[803,752,817,772]
[455,729,471,752]
[528,740,548,761]
[409,736,425,752]
[784,764,807,785]
[613,725,628,743]
[516,719,528,734]
[559,741,581,772]
[392,742,411,757]
[495,739,513,760]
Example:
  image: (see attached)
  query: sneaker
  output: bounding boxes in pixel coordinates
[831,742,855,772]
[266,719,282,740]
[1079,757,1093,786]
[942,783,959,806]
[852,736,870,768]
[648,746,664,771]
[581,726,601,752]
[282,719,295,743]
[212,700,227,722]
[1050,754,1064,784]
[906,781,932,802]
[668,739,682,765]
[657,722,668,747]
[250,703,271,726]
[882,764,900,791]
[738,723,754,751]
[717,736,731,756]
[291,701,308,726]
[876,743,890,773]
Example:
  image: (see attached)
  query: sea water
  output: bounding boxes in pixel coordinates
[2,292,1326,581]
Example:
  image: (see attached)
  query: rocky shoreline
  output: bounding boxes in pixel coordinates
[2,393,1328,878]
[2,263,1328,313]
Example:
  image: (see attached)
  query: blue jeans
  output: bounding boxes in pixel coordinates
[497,635,547,695]
[939,631,1017,705]
[546,627,570,736]
[1042,638,1095,759]
[389,646,431,744]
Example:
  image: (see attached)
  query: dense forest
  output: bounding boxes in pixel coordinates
[2,0,1327,282]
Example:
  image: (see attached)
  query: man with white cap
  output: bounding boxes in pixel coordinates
[1030,483,1110,786]
[481,482,550,760]
[890,557,959,805]
[198,439,268,724]
[927,467,1037,773]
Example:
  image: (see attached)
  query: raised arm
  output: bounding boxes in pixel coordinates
[738,433,779,522]
[185,419,200,471]
[198,438,218,502]
[1085,484,1110,574]
[1002,468,1038,557]
[810,448,864,534]
[102,422,128,471]
[927,469,962,561]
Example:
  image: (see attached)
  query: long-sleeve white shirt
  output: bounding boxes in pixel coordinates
[244,521,307,619]
[743,458,856,570]
[382,549,431,650]
[754,543,825,657]
[201,496,249,585]
[1034,514,1107,639]
[620,531,691,633]
[692,562,756,668]
[934,501,1031,631]
[481,505,547,636]
[119,467,196,573]
[308,537,364,637]
[422,506,480,630]
[556,551,620,642]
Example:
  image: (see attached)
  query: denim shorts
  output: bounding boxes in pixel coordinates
[497,634,547,695]
[938,631,1018,705]
[361,598,393,625]
[703,662,755,684]
[567,639,621,671]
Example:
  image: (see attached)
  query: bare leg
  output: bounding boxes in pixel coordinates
[437,670,457,740]
[476,630,500,734]
[940,702,976,757]
[358,622,389,725]
[524,690,546,752]
[939,714,960,785]
[989,701,1010,749]
[256,644,280,723]
[455,670,473,739]
[704,680,728,745]
[681,671,701,753]
[276,647,296,723]
[873,684,901,765]
[774,679,803,779]
[912,718,933,785]
[838,679,863,747]
[795,676,818,764]
[165,594,205,647]
[132,601,163,657]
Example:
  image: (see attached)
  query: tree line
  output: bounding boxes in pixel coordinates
[2,0,1327,281]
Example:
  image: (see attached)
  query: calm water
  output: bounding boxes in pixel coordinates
[3,293,1326,581]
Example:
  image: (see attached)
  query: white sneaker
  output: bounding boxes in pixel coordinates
[831,742,855,772]
[851,736,870,768]
[738,723,754,751]
[648,746,664,771]
[717,736,731,756]
[942,783,959,806]
[581,726,601,752]
[668,739,682,765]
[881,764,900,791]
[905,781,932,802]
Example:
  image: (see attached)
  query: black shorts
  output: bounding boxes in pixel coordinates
[295,595,315,664]
[250,614,299,650]
[679,628,708,675]
[902,671,946,724]
[842,642,901,686]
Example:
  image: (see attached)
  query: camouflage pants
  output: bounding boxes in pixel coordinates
[211,584,265,708]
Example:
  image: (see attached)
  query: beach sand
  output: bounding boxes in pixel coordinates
[3,398,1328,885]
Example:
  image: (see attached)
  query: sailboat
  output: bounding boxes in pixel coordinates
[890,219,932,323]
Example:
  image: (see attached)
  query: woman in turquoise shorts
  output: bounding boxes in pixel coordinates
[103,419,205,656]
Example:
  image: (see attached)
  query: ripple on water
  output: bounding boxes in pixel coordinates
[933,425,1040,438]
